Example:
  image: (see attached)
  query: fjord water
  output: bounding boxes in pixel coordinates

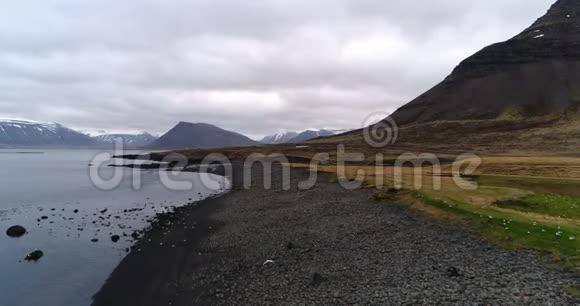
[0,149,228,306]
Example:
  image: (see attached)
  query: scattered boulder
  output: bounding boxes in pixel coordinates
[91,238,99,243]
[6,225,26,237]
[24,250,44,261]
[73,209,79,213]
[447,266,461,277]
[110,235,120,243]
[309,272,327,287]
[41,216,48,220]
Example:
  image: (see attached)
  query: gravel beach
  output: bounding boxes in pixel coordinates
[93,164,579,305]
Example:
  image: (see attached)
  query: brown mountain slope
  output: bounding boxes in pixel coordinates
[310,0,580,153]
[312,113,580,153]
[390,0,580,126]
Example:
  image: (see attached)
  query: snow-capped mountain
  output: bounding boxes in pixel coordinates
[261,129,350,144]
[93,132,157,148]
[0,119,94,147]
[288,129,350,143]
[260,131,299,144]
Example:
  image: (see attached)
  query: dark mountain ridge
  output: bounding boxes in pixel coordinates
[390,0,580,126]
[149,122,259,150]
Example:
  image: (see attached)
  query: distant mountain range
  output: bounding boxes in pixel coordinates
[260,129,350,144]
[148,122,259,149]
[0,119,94,147]
[0,119,158,148]
[0,119,257,150]
[260,132,300,144]
[0,119,351,150]
[93,133,158,148]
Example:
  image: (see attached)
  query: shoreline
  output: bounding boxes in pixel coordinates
[93,164,578,305]
[91,164,237,306]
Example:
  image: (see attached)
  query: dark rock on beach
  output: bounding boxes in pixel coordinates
[24,250,43,262]
[446,266,462,277]
[6,225,26,237]
[308,272,327,287]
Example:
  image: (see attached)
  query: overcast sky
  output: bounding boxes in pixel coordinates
[0,0,552,139]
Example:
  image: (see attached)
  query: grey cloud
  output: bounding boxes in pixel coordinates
[0,0,554,138]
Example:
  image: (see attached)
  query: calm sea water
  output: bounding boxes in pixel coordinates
[0,149,228,306]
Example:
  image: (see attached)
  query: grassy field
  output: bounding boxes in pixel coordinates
[498,193,580,219]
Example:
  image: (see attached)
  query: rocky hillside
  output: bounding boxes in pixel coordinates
[149,122,259,150]
[0,119,94,147]
[390,0,580,126]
